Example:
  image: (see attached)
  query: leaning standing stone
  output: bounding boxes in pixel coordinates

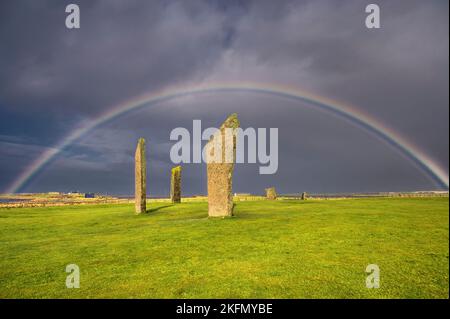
[135,138,146,214]
[170,166,182,203]
[206,113,240,217]
[265,187,277,200]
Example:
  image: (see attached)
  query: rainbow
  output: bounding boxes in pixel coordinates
[5,82,449,193]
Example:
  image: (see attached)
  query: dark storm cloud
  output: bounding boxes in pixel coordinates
[0,0,448,194]
[0,0,230,115]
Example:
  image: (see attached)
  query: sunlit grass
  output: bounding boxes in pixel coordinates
[0,197,448,298]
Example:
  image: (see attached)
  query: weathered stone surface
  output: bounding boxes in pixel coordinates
[265,187,277,200]
[301,192,308,200]
[135,138,146,213]
[206,113,240,217]
[170,166,182,203]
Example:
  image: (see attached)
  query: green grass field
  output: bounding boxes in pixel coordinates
[0,197,448,298]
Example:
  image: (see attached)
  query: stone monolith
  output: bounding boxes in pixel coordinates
[301,192,308,200]
[265,187,277,200]
[135,138,146,213]
[170,166,182,203]
[206,113,240,217]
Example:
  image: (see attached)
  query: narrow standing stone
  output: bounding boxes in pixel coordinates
[301,192,308,200]
[265,187,277,200]
[170,166,182,203]
[206,113,240,217]
[135,138,146,213]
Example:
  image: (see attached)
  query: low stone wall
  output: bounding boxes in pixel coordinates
[1,192,447,208]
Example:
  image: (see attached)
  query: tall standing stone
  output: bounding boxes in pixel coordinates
[301,192,308,200]
[135,138,146,214]
[265,187,277,200]
[170,166,182,203]
[206,113,240,217]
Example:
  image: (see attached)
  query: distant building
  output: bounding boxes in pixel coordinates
[234,193,252,196]
[84,193,95,198]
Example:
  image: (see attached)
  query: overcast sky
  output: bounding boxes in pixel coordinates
[0,0,448,195]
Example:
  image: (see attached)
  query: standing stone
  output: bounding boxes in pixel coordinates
[301,192,308,200]
[170,166,182,203]
[135,138,146,214]
[265,187,277,200]
[206,113,240,217]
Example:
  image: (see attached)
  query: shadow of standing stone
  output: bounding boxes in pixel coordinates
[135,138,146,214]
[206,113,240,217]
[170,166,182,203]
[265,187,277,200]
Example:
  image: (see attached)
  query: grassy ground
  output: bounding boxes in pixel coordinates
[0,197,448,298]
